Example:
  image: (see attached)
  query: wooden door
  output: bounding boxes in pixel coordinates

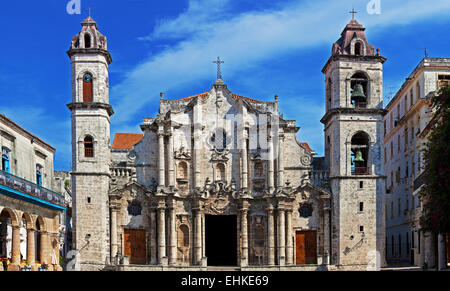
[296,231,317,265]
[124,229,147,265]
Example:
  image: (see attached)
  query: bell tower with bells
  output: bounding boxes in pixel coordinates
[320,15,387,269]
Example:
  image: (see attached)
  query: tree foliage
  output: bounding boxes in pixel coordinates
[420,84,450,233]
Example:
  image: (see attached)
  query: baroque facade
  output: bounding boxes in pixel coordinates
[68,17,386,271]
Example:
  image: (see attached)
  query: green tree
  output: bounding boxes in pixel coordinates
[420,84,450,234]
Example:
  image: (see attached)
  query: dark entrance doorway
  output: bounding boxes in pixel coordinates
[205,215,237,266]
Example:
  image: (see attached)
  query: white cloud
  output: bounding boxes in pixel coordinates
[111,0,450,127]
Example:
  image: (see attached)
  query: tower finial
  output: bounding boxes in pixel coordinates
[213,57,225,80]
[349,8,357,20]
[87,7,93,18]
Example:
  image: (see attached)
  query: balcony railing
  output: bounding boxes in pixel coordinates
[352,167,369,176]
[0,169,65,208]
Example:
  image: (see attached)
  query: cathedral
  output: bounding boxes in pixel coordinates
[68,16,386,271]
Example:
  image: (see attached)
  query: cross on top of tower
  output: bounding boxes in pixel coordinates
[87,8,93,18]
[213,57,225,80]
[349,8,357,20]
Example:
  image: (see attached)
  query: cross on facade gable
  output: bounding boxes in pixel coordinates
[213,57,225,80]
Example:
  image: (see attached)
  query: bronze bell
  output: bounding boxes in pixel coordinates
[354,150,365,162]
[351,84,366,100]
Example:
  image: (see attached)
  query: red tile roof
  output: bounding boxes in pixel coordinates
[300,142,313,152]
[112,133,144,149]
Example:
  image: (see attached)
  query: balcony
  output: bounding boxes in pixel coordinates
[0,169,65,210]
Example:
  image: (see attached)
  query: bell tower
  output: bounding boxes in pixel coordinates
[321,18,387,269]
[67,16,113,270]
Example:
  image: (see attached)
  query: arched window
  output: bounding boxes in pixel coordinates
[177,162,188,180]
[84,136,94,158]
[36,164,43,186]
[216,163,226,181]
[355,42,362,56]
[84,33,91,48]
[350,72,368,108]
[351,132,370,175]
[1,147,10,173]
[83,73,93,103]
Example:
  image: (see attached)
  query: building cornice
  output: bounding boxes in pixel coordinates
[321,108,387,125]
[322,55,387,74]
[67,48,113,65]
[67,102,114,117]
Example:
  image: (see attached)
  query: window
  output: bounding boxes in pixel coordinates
[83,73,93,103]
[398,135,401,153]
[416,82,420,101]
[254,225,265,248]
[299,203,313,218]
[398,198,401,216]
[1,147,10,173]
[351,132,370,175]
[326,78,332,110]
[359,202,364,212]
[210,128,228,152]
[384,147,387,164]
[84,136,94,158]
[391,202,394,219]
[178,225,189,247]
[36,164,43,186]
[438,75,450,89]
[404,128,408,151]
[390,142,394,160]
[84,33,91,48]
[355,42,362,56]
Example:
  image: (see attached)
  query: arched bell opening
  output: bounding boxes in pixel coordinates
[350,72,369,108]
[351,132,370,175]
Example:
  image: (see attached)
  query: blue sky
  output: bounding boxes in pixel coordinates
[0,0,449,171]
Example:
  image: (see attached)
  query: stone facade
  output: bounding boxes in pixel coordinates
[69,17,386,271]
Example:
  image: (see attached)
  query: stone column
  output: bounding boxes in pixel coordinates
[438,233,446,271]
[157,201,167,265]
[267,206,275,266]
[10,225,21,270]
[158,128,166,189]
[168,128,175,189]
[26,228,36,269]
[150,209,157,265]
[39,231,49,265]
[110,205,119,261]
[194,208,202,265]
[277,208,286,266]
[267,136,274,192]
[277,135,284,188]
[285,209,293,265]
[323,204,331,265]
[241,136,248,189]
[168,199,177,266]
[240,208,249,267]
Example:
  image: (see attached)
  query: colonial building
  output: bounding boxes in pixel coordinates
[68,17,386,271]
[384,57,450,268]
[0,114,66,271]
